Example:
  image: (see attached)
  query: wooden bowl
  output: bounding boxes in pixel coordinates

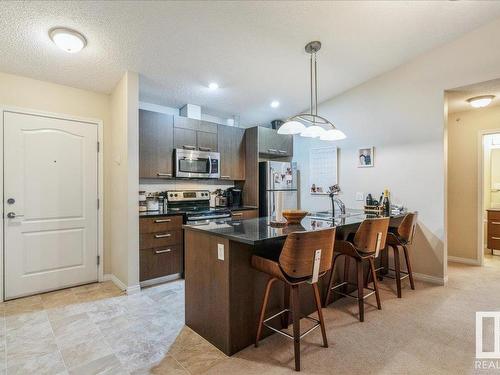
[282,210,308,225]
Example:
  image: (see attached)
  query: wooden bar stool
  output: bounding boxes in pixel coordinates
[372,212,417,298]
[252,227,335,372]
[323,217,389,322]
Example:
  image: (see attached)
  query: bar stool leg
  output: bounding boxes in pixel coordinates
[369,257,381,310]
[356,259,364,322]
[392,245,402,298]
[402,245,415,290]
[282,283,291,328]
[312,283,328,348]
[291,285,301,371]
[255,277,277,347]
[323,254,339,307]
[343,255,350,295]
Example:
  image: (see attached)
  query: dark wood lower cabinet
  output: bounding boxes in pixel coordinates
[140,245,183,282]
[139,215,183,282]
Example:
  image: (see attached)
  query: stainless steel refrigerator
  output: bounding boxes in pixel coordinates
[259,161,298,218]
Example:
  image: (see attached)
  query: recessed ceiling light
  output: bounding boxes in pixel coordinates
[467,95,495,108]
[49,27,87,53]
[208,82,219,90]
[270,101,280,108]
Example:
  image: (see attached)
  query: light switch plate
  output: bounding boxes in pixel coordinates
[217,243,224,261]
[356,192,364,201]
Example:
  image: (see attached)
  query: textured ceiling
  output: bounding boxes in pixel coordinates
[2,1,500,126]
[447,78,500,114]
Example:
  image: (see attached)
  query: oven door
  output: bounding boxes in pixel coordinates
[175,149,220,178]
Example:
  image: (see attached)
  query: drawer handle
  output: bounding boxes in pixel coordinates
[492,222,500,225]
[157,172,172,177]
[182,145,196,150]
[155,249,172,254]
[268,148,278,153]
[232,212,243,217]
[198,146,211,151]
[221,176,231,179]
[491,236,500,240]
[154,219,171,223]
[155,233,172,238]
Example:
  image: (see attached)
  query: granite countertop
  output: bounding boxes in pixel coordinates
[183,211,405,246]
[139,205,258,218]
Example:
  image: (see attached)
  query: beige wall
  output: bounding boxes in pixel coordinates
[295,16,500,282]
[0,71,113,274]
[448,105,500,260]
[109,71,139,288]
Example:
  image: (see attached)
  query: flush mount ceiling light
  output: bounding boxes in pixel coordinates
[208,82,219,90]
[49,28,87,53]
[270,100,280,108]
[278,41,346,141]
[467,95,495,108]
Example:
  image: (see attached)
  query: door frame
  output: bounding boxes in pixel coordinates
[0,106,104,301]
[477,128,500,267]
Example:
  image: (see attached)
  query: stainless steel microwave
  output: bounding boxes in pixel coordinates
[174,149,220,179]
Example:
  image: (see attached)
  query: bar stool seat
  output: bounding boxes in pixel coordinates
[252,227,335,372]
[324,217,390,322]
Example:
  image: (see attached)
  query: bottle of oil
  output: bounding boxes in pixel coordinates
[382,189,390,216]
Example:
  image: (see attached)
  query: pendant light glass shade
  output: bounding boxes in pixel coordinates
[320,129,347,141]
[277,121,306,135]
[300,125,326,138]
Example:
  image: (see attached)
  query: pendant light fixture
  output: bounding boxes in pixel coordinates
[278,41,346,141]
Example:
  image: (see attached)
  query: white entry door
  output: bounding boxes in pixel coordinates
[4,111,99,300]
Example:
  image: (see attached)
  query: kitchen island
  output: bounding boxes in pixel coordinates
[183,213,404,355]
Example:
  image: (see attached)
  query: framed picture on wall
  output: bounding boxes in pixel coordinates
[358,147,374,168]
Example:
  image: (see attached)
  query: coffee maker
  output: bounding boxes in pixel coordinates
[226,187,242,207]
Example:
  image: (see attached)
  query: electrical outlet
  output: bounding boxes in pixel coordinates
[217,243,224,261]
[356,192,364,201]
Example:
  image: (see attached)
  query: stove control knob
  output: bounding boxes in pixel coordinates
[174,194,178,197]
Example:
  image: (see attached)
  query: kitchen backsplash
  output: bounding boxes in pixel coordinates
[139,179,235,194]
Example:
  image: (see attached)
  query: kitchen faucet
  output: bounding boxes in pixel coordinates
[328,184,346,218]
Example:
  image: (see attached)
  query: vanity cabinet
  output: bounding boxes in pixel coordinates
[487,209,500,254]
[258,126,293,157]
[139,109,174,179]
[218,125,246,180]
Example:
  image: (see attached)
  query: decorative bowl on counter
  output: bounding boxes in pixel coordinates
[282,210,308,224]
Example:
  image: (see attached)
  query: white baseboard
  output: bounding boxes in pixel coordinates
[413,272,447,286]
[126,285,141,295]
[103,273,127,291]
[447,256,481,266]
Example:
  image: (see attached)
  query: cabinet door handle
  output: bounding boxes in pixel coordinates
[268,148,278,153]
[183,145,196,150]
[232,212,243,217]
[155,233,172,238]
[198,146,211,151]
[221,176,231,179]
[157,172,172,177]
[278,150,287,154]
[154,219,171,223]
[492,222,500,225]
[155,249,172,254]
[492,236,500,240]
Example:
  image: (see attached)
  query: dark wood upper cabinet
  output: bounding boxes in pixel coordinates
[258,126,293,157]
[173,127,197,150]
[218,125,246,180]
[197,131,218,152]
[139,109,174,179]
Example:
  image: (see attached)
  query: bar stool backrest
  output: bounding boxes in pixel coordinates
[397,212,418,244]
[353,217,390,257]
[279,227,336,280]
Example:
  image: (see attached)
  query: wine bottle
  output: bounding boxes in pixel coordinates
[382,189,390,215]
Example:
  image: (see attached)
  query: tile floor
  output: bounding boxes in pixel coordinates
[1,255,500,374]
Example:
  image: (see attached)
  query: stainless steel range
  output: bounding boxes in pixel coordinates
[166,190,231,224]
